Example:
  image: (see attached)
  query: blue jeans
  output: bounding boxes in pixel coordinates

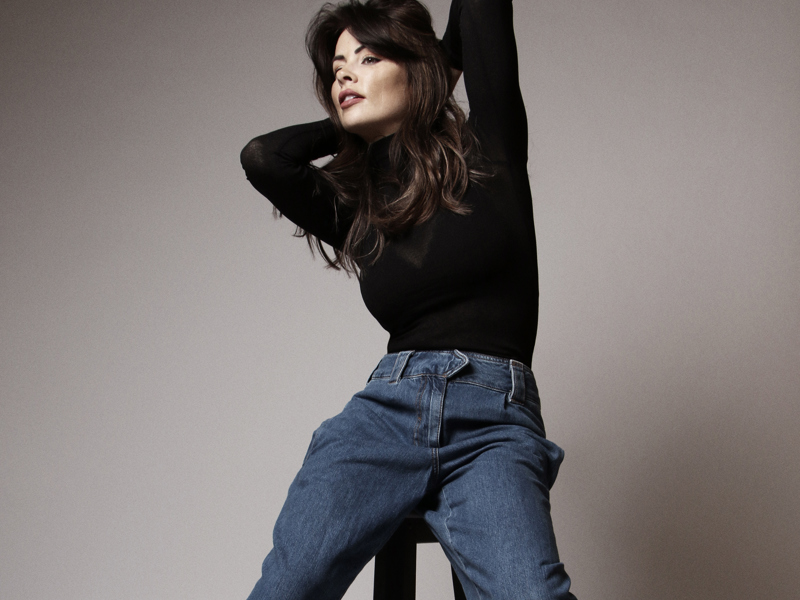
[247,350,577,600]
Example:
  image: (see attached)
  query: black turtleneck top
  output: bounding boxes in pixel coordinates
[241,0,538,366]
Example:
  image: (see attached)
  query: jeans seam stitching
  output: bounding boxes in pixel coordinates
[447,380,508,394]
[460,351,510,364]
[435,379,447,448]
[440,486,482,600]
[413,377,426,447]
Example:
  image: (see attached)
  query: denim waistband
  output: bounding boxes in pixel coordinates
[368,350,539,405]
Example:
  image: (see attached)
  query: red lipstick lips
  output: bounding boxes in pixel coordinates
[338,89,364,109]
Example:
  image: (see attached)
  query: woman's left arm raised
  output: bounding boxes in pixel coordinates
[440,0,527,164]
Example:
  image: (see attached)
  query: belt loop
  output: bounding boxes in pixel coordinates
[389,351,414,384]
[509,359,526,405]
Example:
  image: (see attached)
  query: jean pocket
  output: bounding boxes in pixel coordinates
[507,392,543,415]
[506,395,547,441]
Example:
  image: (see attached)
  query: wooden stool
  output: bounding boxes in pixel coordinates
[373,513,467,600]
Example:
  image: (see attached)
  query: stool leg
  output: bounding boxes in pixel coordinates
[373,522,417,600]
[451,567,467,600]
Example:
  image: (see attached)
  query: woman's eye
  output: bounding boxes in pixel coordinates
[363,56,380,65]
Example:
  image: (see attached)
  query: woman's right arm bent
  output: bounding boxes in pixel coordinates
[240,118,349,249]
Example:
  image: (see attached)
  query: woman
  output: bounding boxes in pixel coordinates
[240,0,577,598]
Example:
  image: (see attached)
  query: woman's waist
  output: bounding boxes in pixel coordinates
[368,349,539,406]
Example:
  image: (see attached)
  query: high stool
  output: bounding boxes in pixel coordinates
[373,513,467,600]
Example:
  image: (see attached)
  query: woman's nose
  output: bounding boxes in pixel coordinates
[336,68,355,84]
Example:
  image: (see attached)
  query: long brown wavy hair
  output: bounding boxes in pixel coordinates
[304,0,485,273]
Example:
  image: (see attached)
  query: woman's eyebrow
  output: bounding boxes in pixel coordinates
[332,45,366,63]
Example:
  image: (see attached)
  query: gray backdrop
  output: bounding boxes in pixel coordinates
[2,0,798,598]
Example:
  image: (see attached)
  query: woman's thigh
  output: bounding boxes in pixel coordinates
[424,380,577,600]
[247,378,434,600]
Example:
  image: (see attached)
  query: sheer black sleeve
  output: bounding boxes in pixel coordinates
[240,119,350,249]
[440,0,528,164]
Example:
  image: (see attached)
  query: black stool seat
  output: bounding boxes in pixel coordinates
[373,513,467,600]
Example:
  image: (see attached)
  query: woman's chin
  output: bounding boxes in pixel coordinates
[345,127,380,144]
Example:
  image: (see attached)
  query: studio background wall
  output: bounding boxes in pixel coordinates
[2,0,798,598]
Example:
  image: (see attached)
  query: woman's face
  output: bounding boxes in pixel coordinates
[331,29,409,143]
